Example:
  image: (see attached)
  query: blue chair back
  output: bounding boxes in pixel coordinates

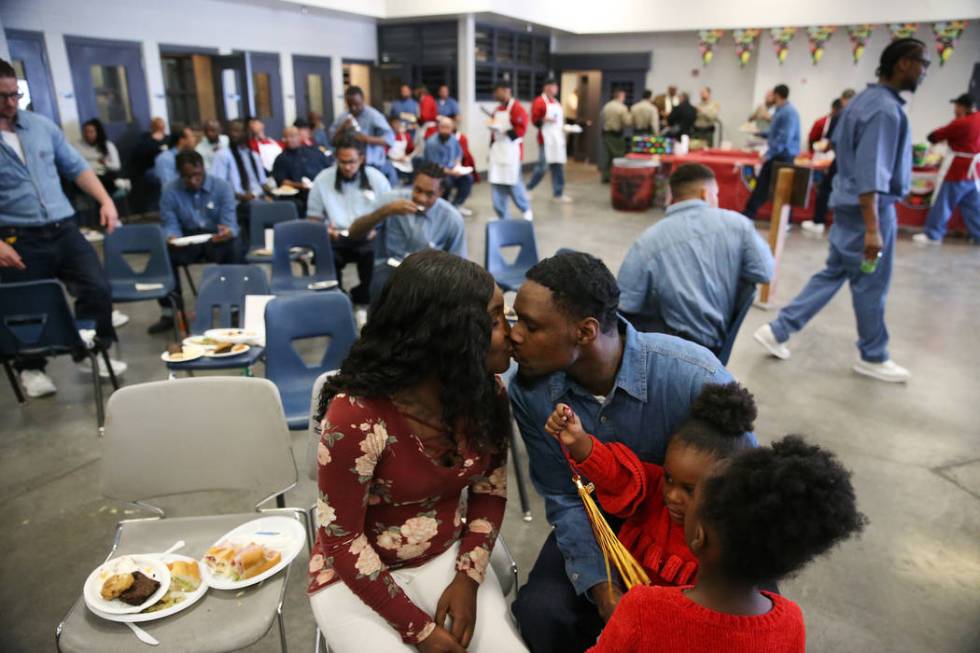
[485,220,539,291]
[103,224,175,298]
[191,265,272,334]
[717,282,757,365]
[271,220,337,292]
[0,280,84,358]
[249,201,298,252]
[264,291,357,428]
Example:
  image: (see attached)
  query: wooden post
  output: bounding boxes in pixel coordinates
[757,167,795,307]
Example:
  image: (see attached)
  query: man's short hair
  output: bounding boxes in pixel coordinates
[642,90,653,100]
[0,58,16,79]
[494,81,511,91]
[416,161,446,180]
[841,88,856,100]
[334,132,365,154]
[175,150,204,170]
[773,84,790,100]
[525,252,620,334]
[345,85,364,99]
[293,117,311,129]
[669,163,716,197]
[831,98,843,111]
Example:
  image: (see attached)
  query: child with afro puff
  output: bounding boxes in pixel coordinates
[587,435,867,652]
[545,382,757,589]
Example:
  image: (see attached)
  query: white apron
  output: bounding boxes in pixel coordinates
[489,100,522,186]
[931,149,980,203]
[387,138,414,174]
[541,96,567,164]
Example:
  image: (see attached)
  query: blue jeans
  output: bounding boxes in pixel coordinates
[527,148,565,197]
[443,174,473,207]
[924,180,980,241]
[770,202,897,363]
[491,178,531,219]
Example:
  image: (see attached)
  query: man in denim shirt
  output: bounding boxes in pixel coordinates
[743,83,800,219]
[508,252,742,652]
[329,85,398,186]
[0,58,125,398]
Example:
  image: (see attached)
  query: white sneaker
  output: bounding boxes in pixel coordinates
[457,206,473,217]
[77,357,128,379]
[553,195,573,204]
[801,220,825,235]
[20,370,57,398]
[355,307,368,330]
[753,324,791,360]
[522,210,535,222]
[81,228,104,243]
[112,310,130,328]
[912,233,940,245]
[852,359,910,383]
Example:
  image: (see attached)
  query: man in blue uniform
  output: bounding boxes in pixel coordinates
[330,85,398,186]
[743,83,800,219]
[754,38,929,383]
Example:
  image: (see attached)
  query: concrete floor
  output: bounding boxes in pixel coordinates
[2,162,979,652]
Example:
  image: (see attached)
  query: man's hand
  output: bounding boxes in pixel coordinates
[213,224,234,242]
[590,582,624,623]
[238,191,256,202]
[416,625,466,653]
[434,572,478,649]
[99,200,119,233]
[863,230,883,262]
[545,404,593,462]
[0,241,25,270]
[385,198,419,216]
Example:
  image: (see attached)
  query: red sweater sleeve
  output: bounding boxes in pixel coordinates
[316,396,435,644]
[419,95,438,123]
[510,102,528,138]
[531,97,547,128]
[808,116,826,150]
[928,117,965,144]
[574,436,662,519]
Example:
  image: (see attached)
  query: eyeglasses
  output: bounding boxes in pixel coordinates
[909,56,932,69]
[0,92,25,102]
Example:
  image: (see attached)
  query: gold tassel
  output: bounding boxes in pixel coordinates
[574,475,651,596]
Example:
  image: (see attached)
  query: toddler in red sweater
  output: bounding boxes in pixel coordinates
[587,435,867,652]
[545,383,756,588]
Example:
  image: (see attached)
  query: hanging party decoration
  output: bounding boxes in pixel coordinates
[733,29,761,67]
[698,29,725,66]
[769,27,798,64]
[888,23,919,40]
[846,25,874,64]
[806,26,836,65]
[933,21,967,66]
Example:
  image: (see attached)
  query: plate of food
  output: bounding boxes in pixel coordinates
[204,342,250,358]
[203,328,259,345]
[88,555,208,623]
[200,516,306,590]
[271,186,299,196]
[84,555,171,615]
[182,335,218,350]
[170,234,214,247]
[562,124,583,134]
[161,344,205,363]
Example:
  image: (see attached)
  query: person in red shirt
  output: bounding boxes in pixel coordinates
[587,435,867,653]
[807,98,841,152]
[246,117,282,172]
[545,383,756,589]
[416,84,440,139]
[489,82,533,220]
[914,93,980,244]
[527,78,571,202]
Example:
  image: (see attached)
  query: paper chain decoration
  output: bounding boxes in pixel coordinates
[769,27,798,65]
[732,29,762,67]
[806,26,836,65]
[933,21,967,66]
[888,23,919,40]
[846,25,874,64]
[698,29,725,66]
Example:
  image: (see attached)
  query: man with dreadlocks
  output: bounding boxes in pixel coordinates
[754,38,929,384]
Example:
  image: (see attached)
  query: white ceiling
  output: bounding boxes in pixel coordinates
[281,0,979,34]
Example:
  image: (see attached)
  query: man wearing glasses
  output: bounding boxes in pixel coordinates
[754,39,930,384]
[0,58,126,398]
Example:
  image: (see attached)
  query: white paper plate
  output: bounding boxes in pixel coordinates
[203,329,260,345]
[170,234,214,247]
[84,555,171,615]
[563,124,583,134]
[272,186,299,196]
[200,516,306,591]
[88,554,209,623]
[452,165,474,176]
[204,343,250,358]
[182,336,217,350]
[160,348,204,363]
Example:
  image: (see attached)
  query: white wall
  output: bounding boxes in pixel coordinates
[556,23,980,148]
[0,0,377,139]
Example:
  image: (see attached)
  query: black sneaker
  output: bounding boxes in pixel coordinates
[147,316,175,335]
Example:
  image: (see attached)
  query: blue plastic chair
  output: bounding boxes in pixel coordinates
[485,220,539,292]
[270,220,337,293]
[247,201,299,263]
[0,280,120,427]
[165,265,271,375]
[103,224,181,339]
[717,282,757,365]
[264,292,357,430]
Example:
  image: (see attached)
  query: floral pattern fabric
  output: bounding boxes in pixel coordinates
[307,394,508,644]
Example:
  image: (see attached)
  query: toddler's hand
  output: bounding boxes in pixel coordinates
[545,404,593,462]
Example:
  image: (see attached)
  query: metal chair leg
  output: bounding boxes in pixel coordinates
[89,351,105,430]
[183,265,198,297]
[510,431,533,522]
[169,295,185,341]
[3,360,25,403]
[100,348,120,390]
[277,603,289,653]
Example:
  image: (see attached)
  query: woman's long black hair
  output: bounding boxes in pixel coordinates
[317,250,510,454]
[83,118,109,156]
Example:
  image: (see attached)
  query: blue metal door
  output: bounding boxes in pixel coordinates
[292,55,333,127]
[248,52,284,137]
[5,29,60,125]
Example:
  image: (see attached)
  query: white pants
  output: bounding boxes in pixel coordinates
[309,542,528,652]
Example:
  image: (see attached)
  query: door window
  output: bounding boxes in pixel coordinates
[253,72,273,118]
[305,74,324,116]
[89,64,133,123]
[11,59,32,111]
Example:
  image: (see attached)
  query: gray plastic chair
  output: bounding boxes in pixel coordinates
[56,377,302,653]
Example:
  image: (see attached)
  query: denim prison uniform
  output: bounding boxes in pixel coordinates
[373,189,466,262]
[0,110,116,371]
[329,106,398,185]
[153,147,180,189]
[618,199,774,352]
[422,134,473,207]
[509,320,749,653]
[744,101,801,219]
[769,84,911,363]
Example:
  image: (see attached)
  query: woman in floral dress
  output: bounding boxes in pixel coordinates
[308,250,527,653]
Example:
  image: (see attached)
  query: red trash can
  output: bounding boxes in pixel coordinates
[611,158,659,211]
